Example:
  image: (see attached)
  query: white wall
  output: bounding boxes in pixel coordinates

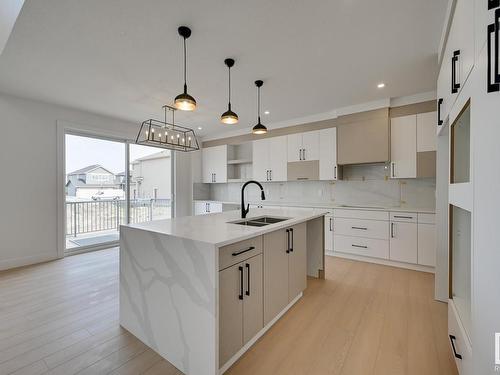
[0,93,193,270]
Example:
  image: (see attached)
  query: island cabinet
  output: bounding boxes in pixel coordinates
[219,253,263,365]
[263,222,307,324]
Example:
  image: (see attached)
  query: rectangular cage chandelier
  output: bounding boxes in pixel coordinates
[136,105,200,152]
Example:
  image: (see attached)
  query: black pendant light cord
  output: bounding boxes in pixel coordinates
[183,36,187,93]
[257,85,261,123]
[228,65,232,109]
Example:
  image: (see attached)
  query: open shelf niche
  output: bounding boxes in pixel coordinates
[227,142,253,183]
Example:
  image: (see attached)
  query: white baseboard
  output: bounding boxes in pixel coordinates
[219,292,303,374]
[327,251,435,274]
[0,251,59,271]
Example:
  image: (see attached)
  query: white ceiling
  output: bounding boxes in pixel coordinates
[0,0,447,137]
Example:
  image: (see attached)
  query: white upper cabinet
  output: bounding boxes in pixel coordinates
[475,0,499,58]
[416,112,437,152]
[390,115,417,179]
[252,136,287,182]
[287,131,319,162]
[319,128,338,180]
[202,145,227,183]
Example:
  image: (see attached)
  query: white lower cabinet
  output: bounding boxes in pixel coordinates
[389,220,418,264]
[334,235,389,259]
[417,223,436,267]
[448,300,472,375]
[324,215,334,253]
[194,201,223,215]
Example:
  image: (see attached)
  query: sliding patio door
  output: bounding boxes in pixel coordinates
[64,133,173,253]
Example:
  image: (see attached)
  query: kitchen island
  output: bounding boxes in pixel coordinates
[119,207,327,375]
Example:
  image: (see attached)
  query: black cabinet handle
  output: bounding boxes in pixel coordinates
[489,0,500,10]
[290,228,294,252]
[437,98,443,125]
[303,149,306,160]
[451,50,460,94]
[329,217,333,231]
[334,165,337,180]
[449,335,462,360]
[245,263,250,296]
[351,226,367,230]
[232,246,255,257]
[391,222,395,238]
[352,244,368,249]
[394,215,413,219]
[496,9,500,83]
[286,229,290,254]
[488,12,500,92]
[238,266,244,300]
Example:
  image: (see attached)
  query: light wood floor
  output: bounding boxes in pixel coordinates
[0,248,457,375]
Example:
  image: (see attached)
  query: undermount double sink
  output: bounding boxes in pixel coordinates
[229,216,290,227]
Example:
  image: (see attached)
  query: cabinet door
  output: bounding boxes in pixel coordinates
[263,228,289,324]
[242,254,263,344]
[417,112,437,152]
[211,145,227,183]
[268,136,288,182]
[219,263,243,365]
[390,115,417,178]
[287,133,302,162]
[194,201,208,215]
[319,128,338,180]
[252,139,269,182]
[208,202,223,213]
[389,221,418,263]
[288,223,307,300]
[302,131,320,161]
[202,147,214,183]
[453,0,475,87]
[437,49,452,128]
[418,223,436,267]
[324,215,334,252]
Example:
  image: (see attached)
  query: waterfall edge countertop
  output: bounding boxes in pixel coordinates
[122,207,328,247]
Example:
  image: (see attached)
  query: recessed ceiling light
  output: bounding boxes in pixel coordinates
[197,126,202,130]
[377,83,385,88]
[264,111,270,115]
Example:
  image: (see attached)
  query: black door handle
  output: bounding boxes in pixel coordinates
[232,246,255,257]
[286,229,290,253]
[451,50,460,94]
[245,263,250,296]
[238,266,244,300]
[489,0,500,10]
[437,98,443,125]
[449,335,462,360]
[289,228,294,252]
[488,23,500,93]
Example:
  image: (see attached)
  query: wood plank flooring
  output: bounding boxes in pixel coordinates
[0,248,457,375]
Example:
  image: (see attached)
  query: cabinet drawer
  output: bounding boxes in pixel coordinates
[333,218,389,240]
[333,209,389,221]
[334,235,389,259]
[448,300,472,374]
[390,211,417,223]
[418,213,435,224]
[219,237,263,270]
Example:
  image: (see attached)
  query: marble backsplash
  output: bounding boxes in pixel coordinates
[195,163,436,210]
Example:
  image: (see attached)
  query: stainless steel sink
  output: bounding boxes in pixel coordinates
[229,216,290,227]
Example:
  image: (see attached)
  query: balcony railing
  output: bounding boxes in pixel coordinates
[66,198,171,237]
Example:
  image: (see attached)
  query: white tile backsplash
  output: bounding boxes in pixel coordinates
[200,164,436,210]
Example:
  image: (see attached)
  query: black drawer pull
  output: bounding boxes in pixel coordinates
[449,335,462,360]
[286,229,290,253]
[245,263,250,296]
[238,266,244,300]
[393,215,413,219]
[232,246,255,257]
[351,226,367,230]
[352,244,368,249]
[297,177,309,180]
[437,98,443,125]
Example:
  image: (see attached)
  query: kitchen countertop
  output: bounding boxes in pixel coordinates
[193,199,435,214]
[123,207,328,247]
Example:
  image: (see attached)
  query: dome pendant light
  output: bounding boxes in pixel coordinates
[252,80,267,135]
[174,26,197,111]
[220,58,239,124]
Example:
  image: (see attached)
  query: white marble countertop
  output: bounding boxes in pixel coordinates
[193,200,435,214]
[123,207,328,247]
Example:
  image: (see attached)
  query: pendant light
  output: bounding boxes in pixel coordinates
[174,26,197,111]
[220,58,239,124]
[252,80,267,135]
